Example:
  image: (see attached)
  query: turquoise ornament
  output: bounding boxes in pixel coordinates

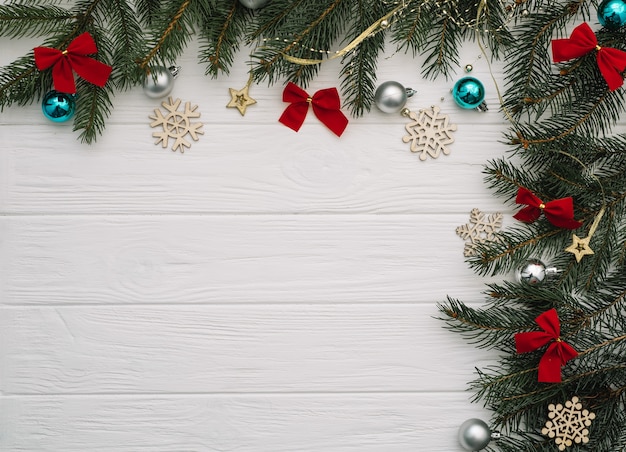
[598,0,626,29]
[452,77,486,110]
[42,90,76,122]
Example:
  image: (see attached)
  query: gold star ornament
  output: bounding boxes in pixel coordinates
[227,74,256,116]
[565,234,594,263]
[564,205,605,263]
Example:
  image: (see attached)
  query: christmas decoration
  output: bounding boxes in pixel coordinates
[513,187,583,229]
[238,0,270,10]
[373,81,416,114]
[458,418,493,451]
[542,396,596,450]
[565,206,605,263]
[456,208,503,257]
[34,32,112,94]
[3,3,626,449]
[598,0,626,30]
[226,73,257,116]
[278,82,348,137]
[143,65,180,99]
[564,234,594,262]
[0,1,516,142]
[517,258,558,286]
[41,91,76,122]
[514,309,578,383]
[401,106,457,160]
[149,97,204,153]
[552,22,626,91]
[451,76,487,110]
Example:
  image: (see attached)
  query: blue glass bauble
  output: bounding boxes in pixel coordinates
[452,77,485,109]
[598,0,626,29]
[42,90,76,122]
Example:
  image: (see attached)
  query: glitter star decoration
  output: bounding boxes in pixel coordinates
[542,396,595,450]
[227,81,256,116]
[565,234,594,262]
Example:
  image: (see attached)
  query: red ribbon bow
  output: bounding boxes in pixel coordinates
[515,309,578,383]
[552,22,626,91]
[34,32,112,94]
[279,82,349,137]
[513,187,582,229]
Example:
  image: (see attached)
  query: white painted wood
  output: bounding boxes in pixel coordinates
[1,123,508,215]
[0,393,491,452]
[0,29,512,451]
[0,215,508,305]
[1,305,498,395]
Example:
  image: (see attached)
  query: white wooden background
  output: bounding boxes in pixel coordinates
[0,32,515,451]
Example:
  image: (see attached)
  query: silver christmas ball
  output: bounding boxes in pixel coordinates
[238,0,270,9]
[143,66,177,99]
[458,418,491,451]
[519,259,547,286]
[374,81,409,114]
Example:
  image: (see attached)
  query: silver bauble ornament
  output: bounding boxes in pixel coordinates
[519,259,547,286]
[238,0,270,9]
[458,418,492,451]
[374,81,415,114]
[143,65,179,99]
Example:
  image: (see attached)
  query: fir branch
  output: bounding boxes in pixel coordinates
[100,0,145,88]
[252,0,350,87]
[0,53,44,108]
[338,0,386,116]
[138,0,192,70]
[421,17,461,80]
[135,0,162,26]
[197,0,249,77]
[0,4,75,38]
[73,78,113,144]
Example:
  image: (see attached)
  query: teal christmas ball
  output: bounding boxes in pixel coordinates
[598,0,626,29]
[42,90,76,122]
[452,77,485,109]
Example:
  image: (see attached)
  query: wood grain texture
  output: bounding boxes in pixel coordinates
[0,393,491,452]
[1,305,499,395]
[0,32,511,451]
[0,215,508,305]
[1,123,508,214]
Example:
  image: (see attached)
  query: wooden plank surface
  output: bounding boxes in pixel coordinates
[0,393,491,452]
[0,215,507,305]
[1,305,497,395]
[1,30,510,451]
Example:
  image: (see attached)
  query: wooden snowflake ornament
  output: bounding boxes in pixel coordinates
[542,396,595,450]
[456,208,503,257]
[402,106,457,160]
[149,97,204,153]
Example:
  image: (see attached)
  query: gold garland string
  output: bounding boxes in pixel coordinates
[280,3,408,66]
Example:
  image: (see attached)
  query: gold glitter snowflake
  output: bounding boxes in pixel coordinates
[542,396,595,451]
[149,97,204,153]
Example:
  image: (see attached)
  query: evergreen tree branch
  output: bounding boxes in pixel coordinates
[338,0,385,116]
[138,0,192,70]
[0,4,75,38]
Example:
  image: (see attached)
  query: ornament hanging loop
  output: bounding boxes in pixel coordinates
[168,65,181,78]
